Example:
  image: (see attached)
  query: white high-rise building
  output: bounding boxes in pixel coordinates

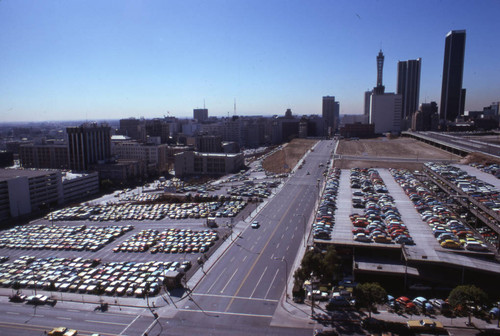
[369,93,402,134]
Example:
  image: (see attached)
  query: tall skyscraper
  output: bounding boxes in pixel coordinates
[67,123,111,171]
[397,58,421,120]
[373,50,385,95]
[440,30,466,122]
[322,96,340,136]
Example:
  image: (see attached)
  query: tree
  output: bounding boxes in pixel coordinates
[321,246,340,283]
[448,285,488,323]
[354,282,387,318]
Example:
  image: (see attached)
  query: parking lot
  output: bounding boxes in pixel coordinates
[0,155,288,301]
[318,166,500,270]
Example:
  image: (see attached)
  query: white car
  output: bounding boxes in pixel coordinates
[251,221,260,228]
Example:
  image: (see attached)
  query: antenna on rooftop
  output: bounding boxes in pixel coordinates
[234,98,236,116]
[203,99,206,109]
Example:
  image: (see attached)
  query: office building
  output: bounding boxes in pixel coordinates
[61,172,99,205]
[119,118,146,142]
[440,30,466,122]
[369,93,402,134]
[113,141,169,175]
[0,169,63,223]
[67,123,112,171]
[19,143,69,169]
[174,151,244,177]
[193,108,208,122]
[397,58,421,120]
[322,96,340,136]
[411,102,439,131]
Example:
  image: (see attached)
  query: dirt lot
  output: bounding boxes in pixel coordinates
[263,139,317,173]
[336,137,462,170]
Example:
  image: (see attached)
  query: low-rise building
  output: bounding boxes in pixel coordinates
[62,171,99,205]
[174,151,244,177]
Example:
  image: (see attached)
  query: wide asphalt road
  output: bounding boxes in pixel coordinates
[168,140,335,334]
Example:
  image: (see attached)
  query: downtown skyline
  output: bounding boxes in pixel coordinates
[1,0,500,122]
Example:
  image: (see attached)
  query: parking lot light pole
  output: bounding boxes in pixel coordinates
[273,257,288,302]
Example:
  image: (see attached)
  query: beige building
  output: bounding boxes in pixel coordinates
[174,151,244,177]
[113,141,168,175]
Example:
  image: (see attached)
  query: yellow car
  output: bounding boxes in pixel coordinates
[441,240,461,249]
[48,327,67,336]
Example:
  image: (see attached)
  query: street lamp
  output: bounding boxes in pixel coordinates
[273,257,289,302]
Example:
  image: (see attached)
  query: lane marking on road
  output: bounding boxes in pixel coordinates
[6,312,19,315]
[220,267,239,294]
[250,266,267,298]
[194,292,279,302]
[242,255,247,262]
[265,268,280,299]
[87,319,129,326]
[67,309,80,313]
[119,310,146,336]
[207,267,227,293]
[178,308,273,318]
[230,256,235,262]
[56,316,71,320]
[276,242,280,249]
[286,245,290,251]
[224,190,303,312]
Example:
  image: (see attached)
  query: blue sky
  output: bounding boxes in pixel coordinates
[1,0,500,122]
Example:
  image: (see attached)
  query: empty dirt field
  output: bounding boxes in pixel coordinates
[263,138,317,173]
[336,137,462,170]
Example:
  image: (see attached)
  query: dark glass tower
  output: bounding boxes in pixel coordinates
[440,30,466,122]
[322,96,339,136]
[397,58,421,120]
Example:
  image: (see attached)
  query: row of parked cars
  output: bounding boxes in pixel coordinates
[391,168,489,252]
[470,162,500,179]
[313,168,340,240]
[112,228,218,254]
[350,169,414,245]
[45,199,246,222]
[425,162,500,216]
[0,224,133,251]
[0,255,187,297]
[389,295,451,315]
[226,181,278,199]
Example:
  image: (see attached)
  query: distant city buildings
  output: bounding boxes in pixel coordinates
[440,30,466,122]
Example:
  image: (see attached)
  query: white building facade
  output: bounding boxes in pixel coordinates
[369,93,402,134]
